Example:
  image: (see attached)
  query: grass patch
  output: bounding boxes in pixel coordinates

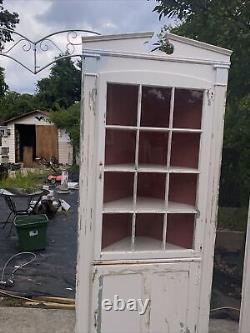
[0,171,46,193]
[217,207,248,231]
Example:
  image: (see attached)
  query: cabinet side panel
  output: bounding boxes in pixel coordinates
[198,85,228,332]
[76,73,97,333]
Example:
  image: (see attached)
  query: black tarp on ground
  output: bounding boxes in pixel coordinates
[0,191,78,298]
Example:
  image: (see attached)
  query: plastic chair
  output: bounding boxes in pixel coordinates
[1,190,49,236]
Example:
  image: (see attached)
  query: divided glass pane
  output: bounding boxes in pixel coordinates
[141,86,171,128]
[102,214,132,251]
[170,133,200,169]
[105,129,136,166]
[166,214,195,249]
[135,214,163,251]
[103,172,134,212]
[102,83,203,256]
[106,83,138,126]
[138,131,169,167]
[173,89,203,129]
[137,173,166,212]
[168,174,197,209]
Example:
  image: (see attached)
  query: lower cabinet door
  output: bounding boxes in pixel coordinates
[91,261,200,333]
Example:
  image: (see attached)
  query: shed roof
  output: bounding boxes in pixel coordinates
[4,110,49,125]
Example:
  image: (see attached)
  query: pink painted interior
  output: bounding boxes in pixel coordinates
[104,172,134,203]
[105,129,136,165]
[136,214,163,241]
[170,133,200,168]
[106,84,138,126]
[166,214,194,248]
[141,86,171,128]
[137,173,166,199]
[138,131,169,165]
[102,214,132,249]
[168,174,197,205]
[173,89,203,129]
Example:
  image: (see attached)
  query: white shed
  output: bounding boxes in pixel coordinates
[2,110,73,166]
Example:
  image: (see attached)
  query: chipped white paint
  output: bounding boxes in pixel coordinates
[239,200,250,333]
[76,32,231,333]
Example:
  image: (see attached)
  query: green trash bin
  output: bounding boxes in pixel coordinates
[14,214,48,251]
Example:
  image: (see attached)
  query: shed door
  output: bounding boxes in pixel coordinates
[36,125,58,160]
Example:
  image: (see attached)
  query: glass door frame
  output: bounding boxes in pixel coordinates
[93,70,214,261]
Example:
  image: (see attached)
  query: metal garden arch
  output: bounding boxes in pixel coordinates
[0,28,100,73]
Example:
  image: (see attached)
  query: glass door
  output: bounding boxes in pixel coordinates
[99,81,204,259]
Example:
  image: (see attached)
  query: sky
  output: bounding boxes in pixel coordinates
[1,0,171,94]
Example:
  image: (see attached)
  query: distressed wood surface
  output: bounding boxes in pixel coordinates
[239,200,250,333]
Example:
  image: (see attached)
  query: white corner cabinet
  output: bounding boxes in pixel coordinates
[76,32,231,333]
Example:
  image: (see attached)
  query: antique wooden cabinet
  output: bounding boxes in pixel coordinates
[76,32,231,333]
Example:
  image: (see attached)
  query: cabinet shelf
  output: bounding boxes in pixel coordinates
[168,201,197,214]
[103,197,134,213]
[104,164,168,173]
[106,125,137,131]
[138,165,167,173]
[104,164,199,174]
[103,197,166,213]
[169,167,199,174]
[102,236,186,252]
[103,198,197,213]
[136,197,166,212]
[172,128,202,133]
[105,126,202,133]
[104,164,135,172]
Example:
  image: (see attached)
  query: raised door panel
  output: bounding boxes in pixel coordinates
[149,270,191,333]
[91,262,200,333]
[97,273,144,333]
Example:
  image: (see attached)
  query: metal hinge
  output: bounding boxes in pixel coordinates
[89,87,97,114]
[207,89,214,105]
[92,268,97,282]
[94,310,98,329]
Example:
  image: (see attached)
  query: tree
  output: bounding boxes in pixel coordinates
[0,0,19,96]
[0,0,19,50]
[36,57,81,110]
[49,102,80,163]
[154,0,250,101]
[154,0,250,206]
[0,67,8,97]
[0,92,37,121]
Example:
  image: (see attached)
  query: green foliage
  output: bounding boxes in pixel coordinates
[36,57,81,110]
[0,171,44,192]
[154,0,250,206]
[0,0,19,97]
[49,102,80,161]
[0,0,19,50]
[0,56,81,122]
[0,91,38,121]
[217,207,248,231]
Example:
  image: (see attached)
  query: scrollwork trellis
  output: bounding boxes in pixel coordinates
[0,28,100,74]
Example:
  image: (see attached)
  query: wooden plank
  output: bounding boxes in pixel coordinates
[23,146,33,167]
[239,199,250,333]
[36,125,58,160]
